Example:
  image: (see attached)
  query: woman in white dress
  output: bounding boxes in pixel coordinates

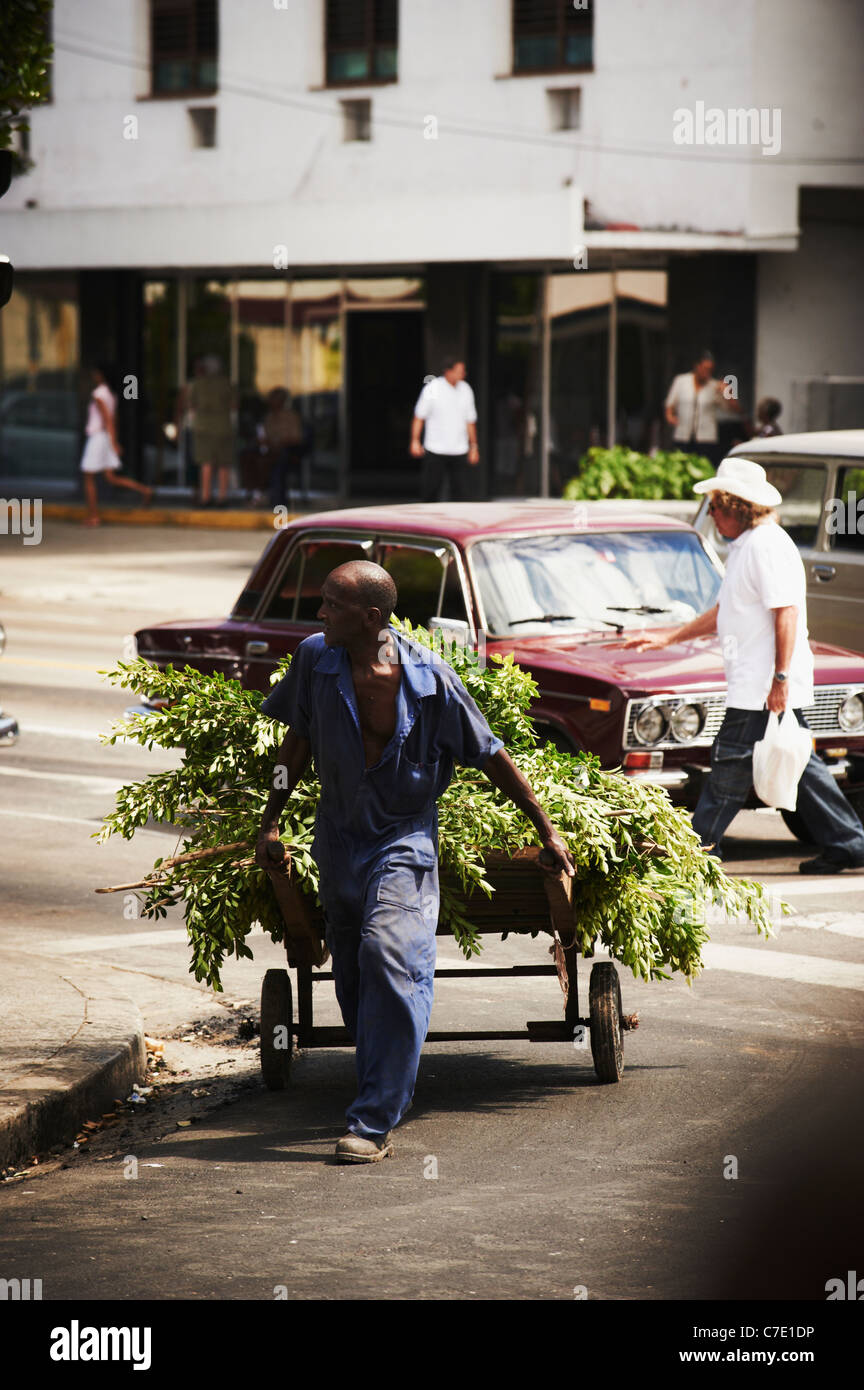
[80,365,153,526]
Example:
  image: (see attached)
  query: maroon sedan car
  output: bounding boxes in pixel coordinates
[132,501,864,838]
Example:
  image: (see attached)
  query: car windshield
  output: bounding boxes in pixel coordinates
[472,530,723,636]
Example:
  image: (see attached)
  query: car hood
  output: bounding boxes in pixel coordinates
[497,633,864,693]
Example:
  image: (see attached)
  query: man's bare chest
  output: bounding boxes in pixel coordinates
[351,664,402,750]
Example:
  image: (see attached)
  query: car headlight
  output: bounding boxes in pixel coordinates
[669,702,705,742]
[838,692,864,733]
[634,703,668,745]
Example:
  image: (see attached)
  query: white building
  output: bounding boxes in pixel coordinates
[1,0,862,498]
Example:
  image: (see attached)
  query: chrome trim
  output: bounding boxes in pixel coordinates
[624,686,864,751]
[624,768,689,787]
[536,687,594,705]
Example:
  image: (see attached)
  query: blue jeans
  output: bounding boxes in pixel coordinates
[321,859,439,1139]
[692,707,864,863]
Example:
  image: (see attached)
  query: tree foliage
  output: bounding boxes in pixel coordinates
[97,627,776,991]
[0,0,53,171]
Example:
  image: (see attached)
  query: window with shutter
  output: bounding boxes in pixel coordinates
[151,0,218,96]
[325,0,398,86]
[512,0,594,74]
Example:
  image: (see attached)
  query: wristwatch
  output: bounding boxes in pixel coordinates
[774,671,788,682]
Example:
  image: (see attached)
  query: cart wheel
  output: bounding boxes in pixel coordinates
[260,968,293,1091]
[589,962,624,1084]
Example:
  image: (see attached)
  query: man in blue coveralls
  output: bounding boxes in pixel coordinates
[256,560,574,1164]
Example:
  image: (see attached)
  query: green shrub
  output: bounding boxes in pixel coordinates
[563,447,715,501]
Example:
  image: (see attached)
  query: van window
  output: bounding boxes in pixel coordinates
[828,466,864,552]
[762,464,826,546]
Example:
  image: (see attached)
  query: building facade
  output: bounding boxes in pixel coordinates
[1,0,862,500]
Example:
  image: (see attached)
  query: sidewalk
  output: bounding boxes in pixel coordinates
[0,949,146,1171]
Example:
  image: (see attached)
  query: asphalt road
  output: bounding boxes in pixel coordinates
[1,523,863,1303]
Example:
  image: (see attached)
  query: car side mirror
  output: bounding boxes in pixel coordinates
[428,617,470,647]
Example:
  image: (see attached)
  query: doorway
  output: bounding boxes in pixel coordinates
[346,310,424,498]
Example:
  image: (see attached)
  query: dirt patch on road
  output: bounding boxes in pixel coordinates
[1,1003,265,1186]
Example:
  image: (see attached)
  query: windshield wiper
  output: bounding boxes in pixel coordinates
[510,613,578,626]
[606,606,670,614]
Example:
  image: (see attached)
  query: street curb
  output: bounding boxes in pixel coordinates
[0,982,147,1171]
[42,502,290,531]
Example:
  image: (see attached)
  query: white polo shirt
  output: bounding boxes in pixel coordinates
[717,520,814,710]
[413,376,477,455]
[665,373,720,443]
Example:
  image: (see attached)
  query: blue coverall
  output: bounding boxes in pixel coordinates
[261,629,503,1139]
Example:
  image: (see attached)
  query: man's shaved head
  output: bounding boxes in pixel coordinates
[328,561,397,623]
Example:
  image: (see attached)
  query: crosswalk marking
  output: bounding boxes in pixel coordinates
[757,877,864,898]
[701,942,864,992]
[0,765,122,791]
[0,808,169,834]
[779,912,864,939]
[26,928,191,955]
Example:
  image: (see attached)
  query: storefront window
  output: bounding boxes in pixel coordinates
[490,274,542,496]
[289,280,343,493]
[549,269,668,489]
[549,272,611,486]
[0,273,80,481]
[142,279,180,486]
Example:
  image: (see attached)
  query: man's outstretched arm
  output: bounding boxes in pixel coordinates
[255,729,312,867]
[481,748,575,877]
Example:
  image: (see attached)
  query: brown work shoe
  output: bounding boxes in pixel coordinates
[335,1131,394,1164]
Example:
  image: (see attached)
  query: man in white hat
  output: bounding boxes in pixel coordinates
[624,457,864,873]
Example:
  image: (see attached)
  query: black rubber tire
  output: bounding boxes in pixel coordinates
[589,961,624,1084]
[260,968,293,1091]
[779,808,813,843]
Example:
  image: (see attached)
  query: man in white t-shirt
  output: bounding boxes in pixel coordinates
[623,457,864,874]
[410,358,479,502]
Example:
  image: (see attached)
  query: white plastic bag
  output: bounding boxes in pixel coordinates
[752,711,813,811]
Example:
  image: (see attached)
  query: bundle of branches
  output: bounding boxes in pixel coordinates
[96,624,776,991]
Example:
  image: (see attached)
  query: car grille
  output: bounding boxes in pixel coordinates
[624,683,864,750]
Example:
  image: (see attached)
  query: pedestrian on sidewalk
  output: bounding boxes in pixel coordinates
[664,349,741,467]
[255,560,574,1164]
[752,396,783,438]
[80,365,153,526]
[184,355,235,507]
[621,456,864,873]
[262,387,305,510]
[410,358,480,501]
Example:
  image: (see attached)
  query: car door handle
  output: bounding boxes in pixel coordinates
[812,564,836,581]
[245,640,270,656]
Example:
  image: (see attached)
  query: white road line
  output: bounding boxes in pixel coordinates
[0,807,170,835]
[0,765,122,792]
[701,943,864,992]
[28,928,190,954]
[14,724,106,741]
[780,913,864,939]
[757,878,864,898]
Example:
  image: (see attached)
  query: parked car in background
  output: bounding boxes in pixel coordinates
[0,388,80,479]
[694,430,864,653]
[130,501,864,840]
[0,622,19,744]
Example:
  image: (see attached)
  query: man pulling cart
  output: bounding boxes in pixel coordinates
[255,560,574,1164]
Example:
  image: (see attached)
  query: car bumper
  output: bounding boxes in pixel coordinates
[625,755,863,802]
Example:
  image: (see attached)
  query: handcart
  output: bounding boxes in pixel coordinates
[259,843,637,1091]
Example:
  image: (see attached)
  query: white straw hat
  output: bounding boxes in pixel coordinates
[693,456,782,507]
